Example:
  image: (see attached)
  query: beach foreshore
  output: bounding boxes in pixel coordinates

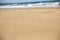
[0,9,60,40]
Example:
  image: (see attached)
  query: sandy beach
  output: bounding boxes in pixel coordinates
[0,8,60,40]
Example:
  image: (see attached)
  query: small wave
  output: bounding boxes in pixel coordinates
[0,2,59,8]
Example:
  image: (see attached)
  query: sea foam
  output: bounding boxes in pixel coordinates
[0,2,60,8]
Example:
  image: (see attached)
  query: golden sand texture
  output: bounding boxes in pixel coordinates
[0,9,60,40]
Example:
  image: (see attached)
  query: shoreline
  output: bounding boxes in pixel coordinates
[0,2,59,9]
[0,7,60,10]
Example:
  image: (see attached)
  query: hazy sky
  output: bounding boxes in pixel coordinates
[0,0,56,3]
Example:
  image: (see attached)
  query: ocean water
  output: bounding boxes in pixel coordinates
[0,1,60,8]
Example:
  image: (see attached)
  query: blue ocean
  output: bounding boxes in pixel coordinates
[0,1,60,8]
[0,1,59,5]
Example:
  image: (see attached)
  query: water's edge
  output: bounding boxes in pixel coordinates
[0,1,60,9]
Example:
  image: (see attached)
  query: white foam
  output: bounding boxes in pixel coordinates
[0,2,59,8]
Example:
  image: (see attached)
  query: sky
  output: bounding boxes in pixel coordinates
[0,0,58,3]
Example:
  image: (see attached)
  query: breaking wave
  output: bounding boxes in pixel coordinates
[0,1,60,8]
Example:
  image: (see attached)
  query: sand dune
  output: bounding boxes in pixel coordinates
[0,9,60,40]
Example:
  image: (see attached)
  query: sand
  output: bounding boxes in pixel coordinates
[0,8,60,40]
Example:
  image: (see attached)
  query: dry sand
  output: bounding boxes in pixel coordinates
[0,8,60,40]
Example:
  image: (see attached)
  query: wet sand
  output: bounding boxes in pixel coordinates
[0,9,60,40]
